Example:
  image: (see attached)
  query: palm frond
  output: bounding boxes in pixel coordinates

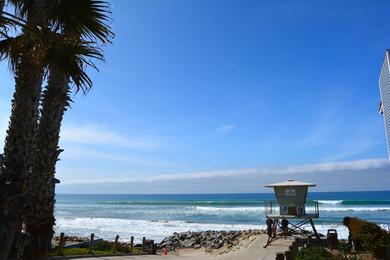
[0,36,19,69]
[7,0,30,20]
[43,0,114,44]
[0,27,47,70]
[44,32,104,94]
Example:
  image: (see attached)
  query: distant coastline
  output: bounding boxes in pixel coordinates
[56,190,390,195]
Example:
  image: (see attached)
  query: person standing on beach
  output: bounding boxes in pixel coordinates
[266,218,274,244]
[281,218,289,239]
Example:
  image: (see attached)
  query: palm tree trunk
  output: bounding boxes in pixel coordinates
[22,68,69,260]
[0,2,48,258]
[0,55,43,260]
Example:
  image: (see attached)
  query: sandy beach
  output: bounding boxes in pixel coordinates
[70,235,294,260]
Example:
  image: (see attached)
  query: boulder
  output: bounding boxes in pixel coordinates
[157,228,264,251]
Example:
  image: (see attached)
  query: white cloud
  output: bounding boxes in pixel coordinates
[61,124,161,151]
[61,158,390,185]
[0,123,6,149]
[274,158,388,174]
[0,101,10,149]
[61,145,176,167]
[214,124,236,135]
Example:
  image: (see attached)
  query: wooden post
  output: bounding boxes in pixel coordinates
[57,233,65,255]
[294,242,299,256]
[113,235,119,252]
[386,244,390,259]
[142,237,146,252]
[88,233,95,253]
[289,245,295,258]
[275,252,284,260]
[295,237,300,248]
[285,250,292,260]
[130,236,134,253]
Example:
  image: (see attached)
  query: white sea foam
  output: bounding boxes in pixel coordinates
[195,206,262,212]
[55,217,264,243]
[315,207,390,212]
[55,217,355,243]
[195,206,390,213]
[307,224,349,239]
[318,200,343,205]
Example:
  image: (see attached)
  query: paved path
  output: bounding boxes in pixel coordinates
[70,235,293,260]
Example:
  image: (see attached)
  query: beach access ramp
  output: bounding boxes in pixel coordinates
[67,234,294,260]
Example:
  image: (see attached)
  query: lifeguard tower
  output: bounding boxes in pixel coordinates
[264,180,320,241]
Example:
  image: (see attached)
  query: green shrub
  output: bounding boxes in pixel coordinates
[337,241,351,259]
[296,246,332,260]
[92,240,113,250]
[343,217,390,259]
[93,241,133,253]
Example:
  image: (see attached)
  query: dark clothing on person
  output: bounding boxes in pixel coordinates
[266,218,274,237]
[281,218,288,229]
[281,218,289,238]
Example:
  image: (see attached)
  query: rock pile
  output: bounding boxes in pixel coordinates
[158,229,264,251]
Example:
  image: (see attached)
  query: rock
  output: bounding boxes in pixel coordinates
[157,228,264,251]
[182,239,192,247]
[214,242,222,249]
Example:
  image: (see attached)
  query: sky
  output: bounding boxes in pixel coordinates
[1,0,390,193]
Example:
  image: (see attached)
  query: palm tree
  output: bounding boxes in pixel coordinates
[0,1,112,258]
[22,35,105,259]
[21,1,112,258]
[0,1,51,258]
[1,0,49,189]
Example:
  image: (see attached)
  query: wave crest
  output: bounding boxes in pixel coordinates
[318,200,343,205]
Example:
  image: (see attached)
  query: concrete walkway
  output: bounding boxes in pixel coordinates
[70,235,293,260]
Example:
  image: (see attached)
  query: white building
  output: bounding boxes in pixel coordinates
[379,50,390,159]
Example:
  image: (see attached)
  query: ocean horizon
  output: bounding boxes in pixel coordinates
[54,190,390,243]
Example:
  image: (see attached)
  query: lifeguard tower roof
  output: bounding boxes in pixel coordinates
[265,180,316,188]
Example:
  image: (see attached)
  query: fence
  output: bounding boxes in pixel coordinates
[55,232,155,256]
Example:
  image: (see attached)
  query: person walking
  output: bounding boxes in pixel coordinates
[281,218,289,239]
[264,218,274,247]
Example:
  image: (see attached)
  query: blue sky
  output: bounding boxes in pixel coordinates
[1,0,390,193]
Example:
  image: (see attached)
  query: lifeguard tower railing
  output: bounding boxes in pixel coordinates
[264,200,319,219]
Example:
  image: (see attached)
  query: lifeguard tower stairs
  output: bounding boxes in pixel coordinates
[264,180,320,241]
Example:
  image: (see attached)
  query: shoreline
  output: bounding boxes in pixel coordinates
[54,217,353,243]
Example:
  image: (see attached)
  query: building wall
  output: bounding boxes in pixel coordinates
[379,51,390,159]
[274,186,308,215]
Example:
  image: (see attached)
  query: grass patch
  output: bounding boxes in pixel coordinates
[296,246,332,260]
[50,241,144,256]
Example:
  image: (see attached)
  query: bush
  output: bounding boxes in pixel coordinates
[92,241,132,253]
[337,241,351,259]
[92,240,113,250]
[343,217,390,259]
[296,246,332,260]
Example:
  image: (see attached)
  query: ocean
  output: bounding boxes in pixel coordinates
[54,191,390,243]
